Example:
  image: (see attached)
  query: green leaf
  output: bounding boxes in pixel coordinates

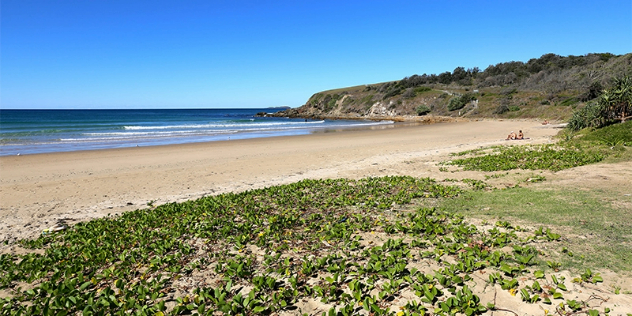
[79,281,92,291]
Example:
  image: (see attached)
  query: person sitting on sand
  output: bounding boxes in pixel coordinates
[506,131,516,140]
[517,130,524,140]
[542,119,549,125]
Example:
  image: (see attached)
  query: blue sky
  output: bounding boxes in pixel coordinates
[2,0,631,109]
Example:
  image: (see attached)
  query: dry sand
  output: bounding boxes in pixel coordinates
[0,119,558,244]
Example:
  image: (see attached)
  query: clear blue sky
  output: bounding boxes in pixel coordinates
[2,0,631,109]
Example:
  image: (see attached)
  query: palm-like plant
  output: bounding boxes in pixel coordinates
[599,75,632,123]
[568,75,632,131]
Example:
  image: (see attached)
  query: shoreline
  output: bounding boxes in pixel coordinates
[0,119,559,245]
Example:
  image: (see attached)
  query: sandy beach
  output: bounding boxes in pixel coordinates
[0,119,560,245]
[3,118,632,315]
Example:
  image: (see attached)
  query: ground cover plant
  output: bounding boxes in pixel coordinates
[1,175,627,315]
[445,144,607,172]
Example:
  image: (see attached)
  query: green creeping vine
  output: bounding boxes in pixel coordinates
[0,176,609,315]
[448,144,605,172]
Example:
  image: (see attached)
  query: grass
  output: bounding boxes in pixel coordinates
[441,125,632,274]
[576,120,632,147]
[437,187,632,274]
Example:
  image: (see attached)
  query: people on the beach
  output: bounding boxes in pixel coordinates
[506,130,525,140]
[542,119,549,125]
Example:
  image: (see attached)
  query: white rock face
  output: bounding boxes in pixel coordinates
[369,101,398,116]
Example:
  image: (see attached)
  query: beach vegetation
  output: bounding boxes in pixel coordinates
[438,186,632,273]
[577,120,632,147]
[446,144,605,172]
[0,174,620,315]
[567,75,632,131]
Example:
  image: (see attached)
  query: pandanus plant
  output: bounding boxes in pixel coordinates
[568,75,632,131]
[599,75,632,123]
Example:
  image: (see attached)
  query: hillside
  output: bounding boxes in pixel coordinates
[276,53,632,121]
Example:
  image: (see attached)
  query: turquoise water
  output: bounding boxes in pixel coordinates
[0,109,392,156]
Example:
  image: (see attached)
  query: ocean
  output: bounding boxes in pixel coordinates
[0,109,393,156]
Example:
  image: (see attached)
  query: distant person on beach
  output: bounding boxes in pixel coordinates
[506,131,516,140]
[517,130,524,140]
[542,119,549,125]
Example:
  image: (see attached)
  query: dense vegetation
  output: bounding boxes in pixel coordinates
[278,53,632,121]
[568,75,632,131]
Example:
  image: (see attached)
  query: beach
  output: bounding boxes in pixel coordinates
[4,118,632,315]
[0,119,560,245]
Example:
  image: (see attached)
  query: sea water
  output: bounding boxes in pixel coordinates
[0,109,393,156]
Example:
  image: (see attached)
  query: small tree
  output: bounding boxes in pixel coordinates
[599,75,632,123]
[568,75,632,131]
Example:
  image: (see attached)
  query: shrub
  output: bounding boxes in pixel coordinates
[599,75,632,124]
[501,87,517,95]
[567,102,604,131]
[360,94,374,104]
[323,94,342,112]
[580,81,604,101]
[567,75,632,131]
[447,97,464,111]
[414,86,432,94]
[415,105,431,116]
[509,105,521,112]
[402,88,416,99]
[494,104,510,114]
[382,87,403,100]
[447,93,477,111]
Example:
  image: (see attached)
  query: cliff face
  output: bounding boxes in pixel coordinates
[276,53,632,121]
